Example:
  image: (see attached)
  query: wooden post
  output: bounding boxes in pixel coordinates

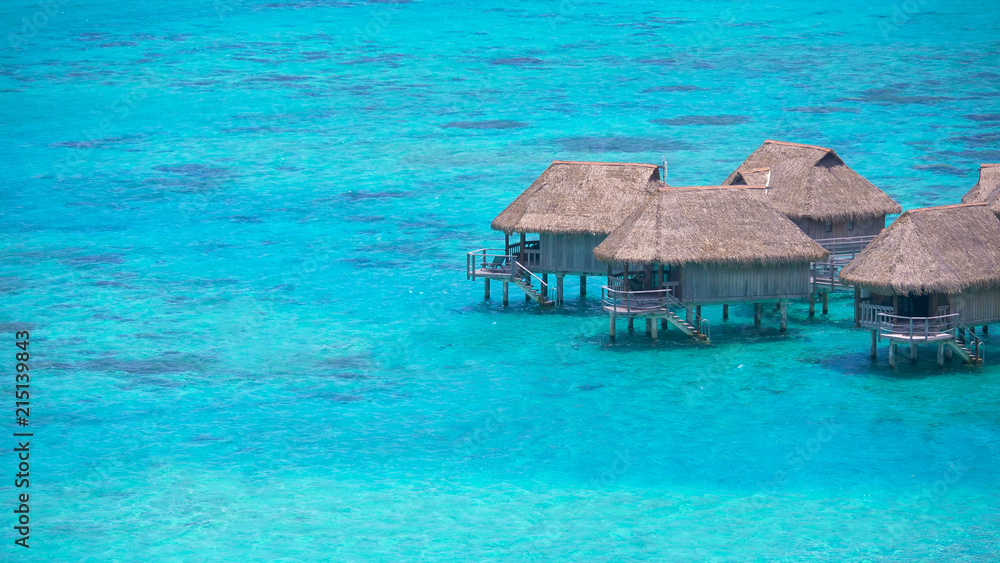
[661,318,668,330]
[754,303,762,327]
[809,291,815,317]
[722,304,729,320]
[822,292,829,315]
[645,318,652,336]
[580,275,586,297]
[542,273,548,297]
[505,233,510,251]
[779,301,788,332]
[910,343,918,362]
[610,315,616,340]
[651,318,658,340]
[484,279,490,300]
[870,330,877,359]
[519,233,526,263]
[659,264,665,289]
[628,317,634,332]
[889,341,897,368]
[854,286,861,328]
[937,342,945,366]
[502,282,508,306]
[984,324,989,335]
[695,306,702,326]
[556,275,564,306]
[970,326,976,334]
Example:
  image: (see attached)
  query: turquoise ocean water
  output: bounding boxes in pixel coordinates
[2,0,999,560]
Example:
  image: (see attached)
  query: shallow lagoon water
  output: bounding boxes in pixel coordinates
[2,0,1000,560]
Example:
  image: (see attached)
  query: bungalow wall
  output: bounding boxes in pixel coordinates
[793,216,884,240]
[945,286,1000,325]
[677,263,812,303]
[538,233,608,274]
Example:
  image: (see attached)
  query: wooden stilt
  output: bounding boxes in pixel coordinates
[822,292,829,315]
[556,275,564,306]
[502,282,508,306]
[722,304,729,320]
[645,318,652,336]
[610,315,616,340]
[910,343,918,362]
[651,318,658,340]
[870,330,877,359]
[541,273,548,297]
[984,324,989,335]
[970,326,976,334]
[519,233,526,263]
[695,306,702,326]
[854,286,861,327]
[808,292,816,317]
[484,279,490,300]
[754,303,762,327]
[580,275,586,297]
[779,301,788,332]
[628,317,634,332]
[937,342,945,366]
[889,341,897,368]
[661,318,668,330]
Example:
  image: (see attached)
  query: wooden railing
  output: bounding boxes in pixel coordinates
[817,234,878,257]
[601,286,679,316]
[505,240,540,268]
[466,248,512,280]
[859,304,894,328]
[877,312,959,342]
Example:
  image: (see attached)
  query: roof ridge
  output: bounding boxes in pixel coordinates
[763,139,832,152]
[659,185,767,192]
[550,160,658,168]
[907,202,987,214]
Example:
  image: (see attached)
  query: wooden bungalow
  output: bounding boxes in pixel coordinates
[467,161,662,306]
[592,185,829,341]
[723,140,901,241]
[840,203,1000,366]
[960,163,1000,215]
[722,140,903,314]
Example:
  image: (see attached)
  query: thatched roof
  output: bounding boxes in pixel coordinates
[840,203,1000,295]
[593,186,829,266]
[491,161,662,235]
[723,140,901,222]
[960,163,1000,215]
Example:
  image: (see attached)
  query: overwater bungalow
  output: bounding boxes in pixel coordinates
[593,185,829,341]
[840,203,1000,366]
[467,161,662,306]
[960,163,1000,215]
[722,140,903,314]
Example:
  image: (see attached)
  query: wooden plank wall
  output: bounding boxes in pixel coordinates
[947,286,1000,325]
[793,216,884,240]
[539,233,608,274]
[680,263,812,303]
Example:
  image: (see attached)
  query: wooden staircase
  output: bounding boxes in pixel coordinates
[662,309,709,341]
[946,326,984,364]
[511,261,554,307]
